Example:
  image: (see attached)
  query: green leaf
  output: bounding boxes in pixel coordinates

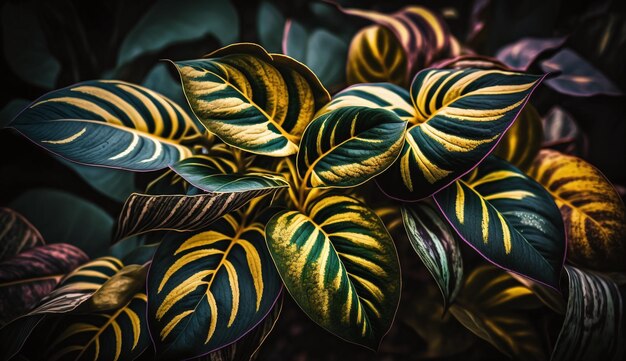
[11,80,200,171]
[0,98,30,128]
[0,207,44,262]
[296,106,406,188]
[175,43,330,156]
[377,69,544,200]
[10,189,114,258]
[1,2,60,89]
[257,1,285,53]
[147,209,282,359]
[402,201,463,307]
[265,195,401,349]
[493,104,543,171]
[450,265,546,361]
[305,29,348,89]
[552,266,624,361]
[433,157,566,288]
[117,0,239,66]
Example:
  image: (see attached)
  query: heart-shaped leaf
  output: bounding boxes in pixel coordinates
[265,195,401,349]
[402,201,463,307]
[433,156,566,288]
[0,207,44,261]
[297,106,407,188]
[10,80,200,171]
[527,150,626,271]
[377,68,544,200]
[175,43,330,156]
[551,266,624,361]
[493,104,543,171]
[147,209,282,359]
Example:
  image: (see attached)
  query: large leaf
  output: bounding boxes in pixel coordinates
[147,210,282,359]
[551,266,624,361]
[450,265,546,360]
[0,243,88,325]
[175,43,330,156]
[402,201,463,307]
[346,25,407,87]
[0,207,44,261]
[10,80,200,171]
[265,195,401,349]
[433,157,566,288]
[527,150,626,271]
[493,104,543,171]
[117,0,239,66]
[375,68,544,200]
[296,106,407,188]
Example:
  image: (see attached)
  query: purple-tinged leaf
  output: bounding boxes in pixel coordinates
[541,106,587,157]
[432,54,510,71]
[0,243,88,325]
[0,207,44,261]
[496,37,566,71]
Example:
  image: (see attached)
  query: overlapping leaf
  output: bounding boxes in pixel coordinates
[265,195,401,349]
[402,201,463,307]
[174,43,330,156]
[0,207,44,261]
[10,80,200,171]
[552,266,624,361]
[527,150,626,271]
[297,106,407,188]
[493,104,543,171]
[433,157,566,288]
[148,210,282,359]
[541,107,585,156]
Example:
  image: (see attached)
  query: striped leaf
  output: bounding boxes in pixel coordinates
[79,264,149,313]
[0,207,44,261]
[493,104,543,171]
[552,266,624,361]
[265,195,401,349]
[336,4,460,78]
[10,80,200,171]
[41,292,149,361]
[147,210,282,359]
[402,201,463,307]
[433,156,566,288]
[450,265,546,361]
[0,243,88,325]
[296,106,407,188]
[378,68,544,201]
[433,55,510,71]
[527,150,626,271]
[346,25,407,87]
[174,43,330,156]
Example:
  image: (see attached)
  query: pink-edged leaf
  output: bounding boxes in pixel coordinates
[0,207,44,261]
[496,37,566,71]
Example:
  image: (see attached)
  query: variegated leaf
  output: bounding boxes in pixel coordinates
[552,266,624,361]
[378,69,544,201]
[527,150,626,271]
[174,43,330,156]
[265,195,401,349]
[433,157,566,288]
[494,104,543,171]
[10,80,200,171]
[147,210,282,359]
[402,201,463,307]
[296,106,407,188]
[0,207,44,261]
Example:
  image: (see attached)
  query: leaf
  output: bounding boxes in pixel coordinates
[551,266,624,361]
[10,189,113,257]
[257,1,285,53]
[174,43,330,156]
[0,207,44,261]
[79,264,149,313]
[282,19,308,61]
[450,265,546,361]
[433,55,510,71]
[0,98,30,128]
[401,201,463,307]
[541,49,623,97]
[265,195,401,349]
[40,292,149,361]
[117,0,239,66]
[433,156,566,288]
[527,150,626,271]
[347,25,407,87]
[0,243,88,325]
[147,210,282,359]
[377,68,544,201]
[541,107,586,156]
[297,106,406,188]
[496,37,566,71]
[493,104,543,171]
[1,2,60,89]
[11,80,200,171]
